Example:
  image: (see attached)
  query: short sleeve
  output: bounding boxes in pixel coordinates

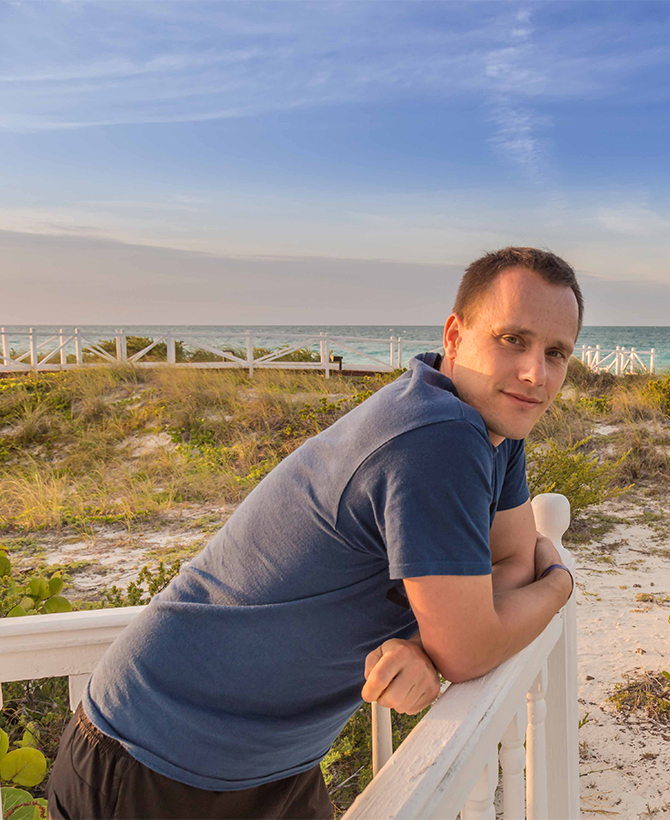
[337,421,494,580]
[497,440,530,512]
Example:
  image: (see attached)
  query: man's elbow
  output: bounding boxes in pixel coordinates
[424,643,502,685]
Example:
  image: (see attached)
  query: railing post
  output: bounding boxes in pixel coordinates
[68,673,91,710]
[614,345,621,376]
[526,664,549,820]
[29,327,37,372]
[116,329,127,362]
[319,332,326,376]
[389,336,395,369]
[1,327,7,367]
[531,492,577,819]
[74,328,83,366]
[246,330,254,377]
[60,328,67,366]
[323,333,330,380]
[396,337,403,369]
[595,344,601,369]
[371,702,393,777]
[167,332,176,365]
[650,348,656,374]
[461,749,498,820]
[580,343,585,364]
[500,706,527,819]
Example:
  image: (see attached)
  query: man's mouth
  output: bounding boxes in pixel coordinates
[501,391,544,408]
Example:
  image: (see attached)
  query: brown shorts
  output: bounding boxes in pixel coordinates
[47,704,334,820]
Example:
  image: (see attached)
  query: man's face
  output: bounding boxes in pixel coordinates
[442,266,579,444]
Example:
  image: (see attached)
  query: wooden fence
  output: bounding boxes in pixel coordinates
[578,344,656,375]
[0,494,578,819]
[0,328,440,377]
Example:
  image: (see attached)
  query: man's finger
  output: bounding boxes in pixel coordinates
[364,646,383,680]
[375,672,417,712]
[361,650,406,702]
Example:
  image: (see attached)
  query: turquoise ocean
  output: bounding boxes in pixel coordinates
[3,326,670,372]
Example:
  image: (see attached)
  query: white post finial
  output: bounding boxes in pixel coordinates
[531,493,570,561]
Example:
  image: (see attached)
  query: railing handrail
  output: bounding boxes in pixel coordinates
[344,616,563,819]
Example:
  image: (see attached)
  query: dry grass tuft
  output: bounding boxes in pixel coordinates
[609,671,670,724]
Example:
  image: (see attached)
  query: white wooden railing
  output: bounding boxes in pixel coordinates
[578,343,655,375]
[0,494,577,819]
[345,492,579,819]
[0,328,441,377]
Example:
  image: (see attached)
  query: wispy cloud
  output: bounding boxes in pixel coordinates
[598,204,670,237]
[2,1,669,134]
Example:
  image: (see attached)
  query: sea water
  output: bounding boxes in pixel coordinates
[2,325,670,372]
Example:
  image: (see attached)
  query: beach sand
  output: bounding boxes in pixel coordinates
[572,498,670,819]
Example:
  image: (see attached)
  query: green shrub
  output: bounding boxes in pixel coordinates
[646,374,670,415]
[0,550,71,618]
[526,438,629,518]
[105,559,182,607]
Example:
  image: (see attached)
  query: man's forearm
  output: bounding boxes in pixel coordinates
[479,569,571,678]
[415,568,571,684]
[491,554,536,594]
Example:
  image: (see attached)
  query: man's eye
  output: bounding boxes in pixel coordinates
[547,349,566,360]
[502,336,521,345]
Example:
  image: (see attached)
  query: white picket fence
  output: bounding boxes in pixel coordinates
[0,328,440,377]
[0,493,578,819]
[578,344,656,375]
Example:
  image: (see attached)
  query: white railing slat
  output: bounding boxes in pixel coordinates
[460,749,497,820]
[68,672,92,711]
[500,706,527,819]
[526,665,549,820]
[371,702,393,777]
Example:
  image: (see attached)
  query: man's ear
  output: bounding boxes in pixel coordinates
[443,314,464,360]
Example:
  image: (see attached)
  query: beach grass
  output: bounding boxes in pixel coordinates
[0,366,396,531]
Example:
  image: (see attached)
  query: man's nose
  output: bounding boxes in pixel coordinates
[519,351,547,385]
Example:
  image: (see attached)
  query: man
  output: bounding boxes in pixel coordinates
[48,247,579,820]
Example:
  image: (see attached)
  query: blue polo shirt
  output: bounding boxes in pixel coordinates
[83,353,529,790]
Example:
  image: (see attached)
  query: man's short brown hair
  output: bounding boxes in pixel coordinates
[453,247,584,334]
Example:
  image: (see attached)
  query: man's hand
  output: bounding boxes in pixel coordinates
[361,638,441,715]
[533,533,564,579]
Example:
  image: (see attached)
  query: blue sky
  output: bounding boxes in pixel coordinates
[1,0,669,324]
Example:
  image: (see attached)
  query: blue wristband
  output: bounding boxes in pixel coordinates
[539,563,574,598]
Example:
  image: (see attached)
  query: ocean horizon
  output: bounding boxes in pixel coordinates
[2,325,669,371]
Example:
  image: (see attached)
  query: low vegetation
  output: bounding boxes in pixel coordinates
[609,670,670,725]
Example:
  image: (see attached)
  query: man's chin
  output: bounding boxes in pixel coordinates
[484,417,535,442]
